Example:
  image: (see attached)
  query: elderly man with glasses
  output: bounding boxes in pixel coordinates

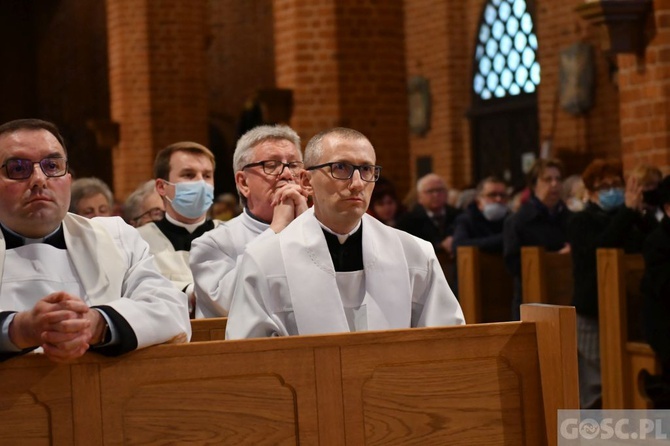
[0,119,190,362]
[190,124,309,318]
[225,127,464,339]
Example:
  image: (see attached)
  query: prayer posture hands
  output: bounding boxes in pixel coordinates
[9,292,106,363]
[270,183,309,233]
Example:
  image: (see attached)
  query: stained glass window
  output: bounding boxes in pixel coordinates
[473,0,540,100]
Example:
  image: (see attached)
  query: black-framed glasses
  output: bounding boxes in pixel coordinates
[131,207,165,225]
[242,160,304,176]
[1,157,68,180]
[306,162,382,183]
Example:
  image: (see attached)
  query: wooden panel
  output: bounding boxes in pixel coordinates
[98,344,318,445]
[522,304,579,445]
[190,317,227,342]
[457,246,513,323]
[0,357,74,446]
[598,249,659,409]
[0,304,579,446]
[340,323,549,445]
[522,246,573,306]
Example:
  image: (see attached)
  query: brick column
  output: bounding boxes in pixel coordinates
[273,0,410,194]
[406,1,469,189]
[618,0,670,172]
[106,0,208,198]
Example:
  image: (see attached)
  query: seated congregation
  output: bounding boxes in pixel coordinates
[0,115,667,446]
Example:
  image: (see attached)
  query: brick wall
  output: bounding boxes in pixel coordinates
[405,0,624,193]
[106,0,208,199]
[617,0,670,173]
[405,1,470,191]
[538,0,621,175]
[207,0,275,140]
[273,0,410,194]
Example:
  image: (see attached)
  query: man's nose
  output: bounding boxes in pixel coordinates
[278,164,296,181]
[348,170,365,189]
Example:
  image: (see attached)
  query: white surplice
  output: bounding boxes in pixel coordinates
[190,209,275,318]
[0,214,191,349]
[225,208,465,339]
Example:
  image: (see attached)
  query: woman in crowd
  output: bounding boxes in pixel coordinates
[568,158,649,409]
[69,177,114,218]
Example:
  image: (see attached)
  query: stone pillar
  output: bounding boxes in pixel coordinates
[106,0,208,198]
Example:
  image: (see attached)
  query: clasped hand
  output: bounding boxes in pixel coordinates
[9,292,104,363]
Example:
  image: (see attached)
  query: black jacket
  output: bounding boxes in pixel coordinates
[503,195,571,277]
[568,202,647,318]
[642,216,670,363]
[396,204,461,253]
[453,202,506,254]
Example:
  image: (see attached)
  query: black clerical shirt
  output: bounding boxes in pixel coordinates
[322,225,364,272]
[154,218,215,251]
[1,225,66,250]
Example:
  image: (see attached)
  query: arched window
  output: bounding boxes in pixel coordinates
[473,0,540,100]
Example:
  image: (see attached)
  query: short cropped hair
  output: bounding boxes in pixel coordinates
[526,158,564,188]
[0,118,67,156]
[476,176,506,195]
[304,127,369,167]
[154,141,215,180]
[581,158,623,192]
[69,177,113,213]
[233,125,301,172]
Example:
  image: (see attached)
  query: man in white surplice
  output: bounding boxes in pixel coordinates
[0,119,191,363]
[225,127,464,339]
[190,125,308,317]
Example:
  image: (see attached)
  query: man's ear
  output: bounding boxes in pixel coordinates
[235,171,250,199]
[155,178,168,198]
[299,170,314,196]
[664,202,670,218]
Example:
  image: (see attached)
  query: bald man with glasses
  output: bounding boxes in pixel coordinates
[225,127,464,339]
[190,124,309,317]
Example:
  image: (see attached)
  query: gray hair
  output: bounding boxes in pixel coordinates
[232,124,302,173]
[69,177,113,212]
[416,173,445,194]
[304,127,370,167]
[124,179,157,221]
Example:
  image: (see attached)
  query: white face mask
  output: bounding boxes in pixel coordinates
[482,202,508,221]
[566,197,585,212]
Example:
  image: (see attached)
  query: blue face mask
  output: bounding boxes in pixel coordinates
[166,180,214,219]
[598,188,625,212]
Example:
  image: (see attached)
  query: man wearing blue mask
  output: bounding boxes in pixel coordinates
[138,141,218,315]
[567,158,650,409]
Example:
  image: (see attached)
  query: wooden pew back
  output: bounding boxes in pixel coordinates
[0,304,578,446]
[457,246,514,323]
[597,248,660,409]
[190,317,227,341]
[522,246,573,306]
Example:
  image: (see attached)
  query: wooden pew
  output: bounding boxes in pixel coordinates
[597,248,660,409]
[190,317,227,342]
[457,246,514,323]
[0,304,577,446]
[521,246,573,306]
